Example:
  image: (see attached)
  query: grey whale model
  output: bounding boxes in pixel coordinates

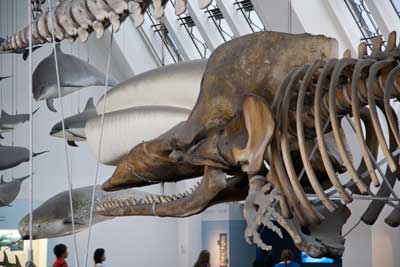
[33,44,117,112]
[0,175,30,207]
[0,145,48,170]
[18,185,152,239]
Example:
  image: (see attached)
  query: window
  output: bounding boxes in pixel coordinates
[344,0,383,47]
[234,0,265,32]
[205,3,235,42]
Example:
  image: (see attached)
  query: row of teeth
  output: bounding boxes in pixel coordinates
[96,181,201,212]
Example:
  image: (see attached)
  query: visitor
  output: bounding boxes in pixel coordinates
[274,249,300,267]
[193,250,210,267]
[94,248,106,267]
[52,244,69,267]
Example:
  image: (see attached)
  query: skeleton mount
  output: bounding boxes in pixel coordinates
[244,32,400,258]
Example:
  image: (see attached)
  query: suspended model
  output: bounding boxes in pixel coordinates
[33,44,116,112]
[0,108,39,139]
[96,59,206,114]
[0,175,30,207]
[96,31,400,258]
[0,145,48,170]
[50,97,97,147]
[19,185,155,239]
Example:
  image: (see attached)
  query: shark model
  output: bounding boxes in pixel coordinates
[0,145,48,170]
[18,185,154,239]
[0,174,30,207]
[33,44,117,112]
[50,97,97,147]
[0,108,39,139]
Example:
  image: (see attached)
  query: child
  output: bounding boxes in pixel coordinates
[94,248,106,267]
[53,244,69,267]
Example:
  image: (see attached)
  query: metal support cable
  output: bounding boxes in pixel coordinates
[47,0,80,266]
[27,0,34,264]
[83,31,114,267]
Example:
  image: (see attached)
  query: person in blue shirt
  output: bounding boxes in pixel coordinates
[274,249,300,267]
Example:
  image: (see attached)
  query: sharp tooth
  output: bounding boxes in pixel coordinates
[106,202,112,209]
[124,200,130,207]
[165,196,173,201]
[178,193,185,198]
[190,188,195,193]
[145,196,152,204]
[160,196,168,203]
[151,195,158,203]
[154,195,162,203]
[172,195,178,200]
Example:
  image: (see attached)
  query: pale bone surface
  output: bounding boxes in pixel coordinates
[0,0,216,51]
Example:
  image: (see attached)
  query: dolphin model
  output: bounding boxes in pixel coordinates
[0,37,41,60]
[50,97,97,147]
[0,145,48,170]
[33,44,117,112]
[18,185,152,239]
[0,174,30,207]
[85,105,190,165]
[96,59,207,114]
[0,108,39,139]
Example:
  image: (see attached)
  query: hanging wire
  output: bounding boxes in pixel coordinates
[161,17,166,66]
[0,1,2,114]
[11,0,15,179]
[14,0,18,114]
[27,0,34,264]
[343,219,362,237]
[83,31,114,267]
[46,0,80,266]
[288,0,292,33]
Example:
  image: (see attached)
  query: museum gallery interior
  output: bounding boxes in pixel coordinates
[0,0,399,267]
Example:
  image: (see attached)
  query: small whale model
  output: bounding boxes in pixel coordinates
[33,44,117,112]
[0,174,30,207]
[50,98,97,147]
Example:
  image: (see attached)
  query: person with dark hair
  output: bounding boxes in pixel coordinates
[274,249,300,267]
[52,244,69,267]
[193,250,210,267]
[94,248,106,267]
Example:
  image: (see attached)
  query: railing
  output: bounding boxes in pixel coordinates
[344,0,384,47]
[234,0,265,32]
[147,11,183,63]
[205,3,235,42]
[389,0,400,19]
